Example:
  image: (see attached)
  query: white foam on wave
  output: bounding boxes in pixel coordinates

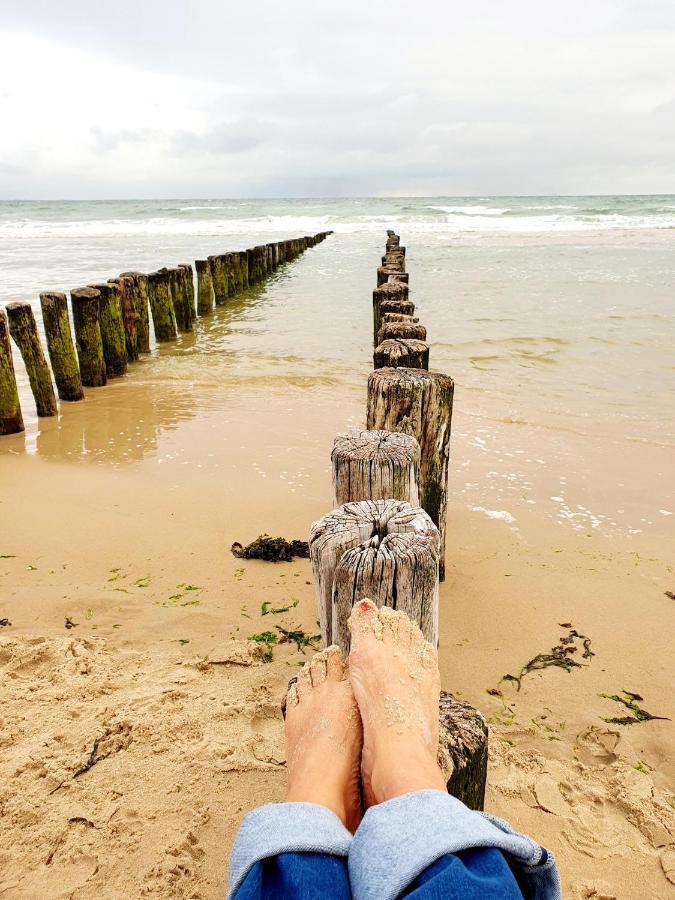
[429,204,508,215]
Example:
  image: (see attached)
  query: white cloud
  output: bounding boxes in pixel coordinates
[0,0,674,197]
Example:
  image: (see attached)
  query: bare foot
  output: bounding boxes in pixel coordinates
[284,645,363,832]
[348,599,446,806]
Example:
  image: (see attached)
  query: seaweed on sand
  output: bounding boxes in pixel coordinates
[599,690,670,726]
[231,535,309,561]
[500,625,594,692]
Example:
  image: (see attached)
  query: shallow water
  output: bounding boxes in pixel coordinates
[1,197,674,538]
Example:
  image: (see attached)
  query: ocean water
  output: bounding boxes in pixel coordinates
[1,197,674,536]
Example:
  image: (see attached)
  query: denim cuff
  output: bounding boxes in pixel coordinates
[348,789,561,900]
[227,802,352,898]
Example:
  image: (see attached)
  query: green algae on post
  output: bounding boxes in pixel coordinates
[90,282,128,377]
[71,286,107,387]
[119,272,151,353]
[147,269,177,342]
[6,302,57,417]
[195,259,214,315]
[0,310,24,435]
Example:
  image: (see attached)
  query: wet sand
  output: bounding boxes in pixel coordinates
[1,378,674,899]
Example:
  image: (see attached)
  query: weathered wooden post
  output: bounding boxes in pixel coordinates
[108,276,139,362]
[373,282,409,340]
[0,310,25,435]
[119,272,151,354]
[178,264,196,322]
[375,300,415,343]
[224,253,238,297]
[39,292,84,401]
[71,287,107,387]
[374,338,429,370]
[238,251,249,289]
[309,499,439,651]
[439,692,488,811]
[382,312,419,325]
[247,245,268,284]
[377,321,427,344]
[209,255,229,306]
[195,260,214,315]
[90,282,127,377]
[6,303,57,417]
[168,266,193,332]
[367,368,453,581]
[147,270,177,342]
[331,429,420,507]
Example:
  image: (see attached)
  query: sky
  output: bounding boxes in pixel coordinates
[0,0,674,198]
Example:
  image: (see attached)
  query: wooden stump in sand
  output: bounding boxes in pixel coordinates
[39,292,84,401]
[195,260,214,315]
[377,321,428,344]
[71,287,107,387]
[0,310,24,435]
[90,282,128,377]
[374,338,429,370]
[439,691,488,811]
[367,367,453,581]
[119,272,151,354]
[331,429,420,507]
[6,302,57,417]
[147,270,177,342]
[309,498,439,651]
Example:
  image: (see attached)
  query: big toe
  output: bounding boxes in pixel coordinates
[348,598,381,647]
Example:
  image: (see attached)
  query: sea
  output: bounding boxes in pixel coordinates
[1,196,673,537]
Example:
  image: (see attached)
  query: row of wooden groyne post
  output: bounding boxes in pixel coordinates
[0,232,332,436]
[307,230,488,810]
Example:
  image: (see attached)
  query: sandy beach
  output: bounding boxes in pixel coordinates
[2,368,674,898]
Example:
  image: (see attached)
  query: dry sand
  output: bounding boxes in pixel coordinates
[1,384,674,899]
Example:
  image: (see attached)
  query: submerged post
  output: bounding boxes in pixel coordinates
[195,259,214,315]
[147,270,177,342]
[309,499,439,651]
[90,282,127,377]
[6,302,57,416]
[71,287,107,387]
[209,255,229,306]
[331,429,420,507]
[168,266,193,332]
[0,310,25,435]
[39,292,84,401]
[367,367,453,581]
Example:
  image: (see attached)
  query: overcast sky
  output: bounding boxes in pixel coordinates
[0,0,674,198]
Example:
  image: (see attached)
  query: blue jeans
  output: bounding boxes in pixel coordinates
[234,846,525,899]
[228,790,561,899]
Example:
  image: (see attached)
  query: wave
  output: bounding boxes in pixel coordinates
[428,204,508,215]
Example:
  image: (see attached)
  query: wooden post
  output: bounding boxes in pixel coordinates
[373,282,409,343]
[119,272,151,354]
[248,245,267,284]
[367,368,453,581]
[375,300,415,344]
[209,255,229,306]
[331,429,420,507]
[374,338,429,370]
[377,321,427,344]
[147,270,177,342]
[0,310,25,435]
[178,264,196,324]
[195,260,214,315]
[439,691,488,811]
[309,499,439,651]
[168,266,193,332]
[224,253,238,297]
[6,302,57,416]
[90,282,127,377]
[71,287,107,387]
[382,312,419,324]
[108,276,139,362]
[39,292,84,401]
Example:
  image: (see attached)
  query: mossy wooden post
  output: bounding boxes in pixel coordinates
[39,292,84,401]
[238,251,249,289]
[108,276,139,362]
[178,264,196,326]
[209,255,229,306]
[6,302,57,417]
[224,253,238,297]
[439,692,488,811]
[0,310,25,435]
[195,260,214,315]
[120,272,150,354]
[367,368,454,581]
[332,429,420,507]
[71,287,107,387]
[147,270,177,342]
[309,499,439,651]
[374,338,429,370]
[90,282,127,377]
[247,246,267,284]
[168,266,193,333]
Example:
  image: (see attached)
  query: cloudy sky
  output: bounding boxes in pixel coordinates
[0,0,674,198]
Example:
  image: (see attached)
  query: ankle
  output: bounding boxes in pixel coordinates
[286,782,350,829]
[370,751,446,804]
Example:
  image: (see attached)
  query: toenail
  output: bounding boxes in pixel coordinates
[359,601,371,611]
